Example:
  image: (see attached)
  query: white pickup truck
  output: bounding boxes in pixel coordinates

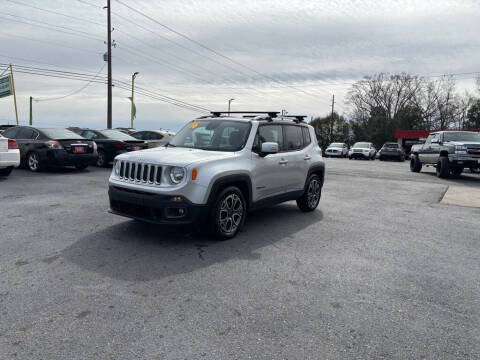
[0,134,20,177]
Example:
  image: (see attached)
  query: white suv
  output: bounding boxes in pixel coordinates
[0,134,20,177]
[108,112,325,239]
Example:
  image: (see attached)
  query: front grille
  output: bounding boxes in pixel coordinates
[117,160,162,184]
[467,147,480,156]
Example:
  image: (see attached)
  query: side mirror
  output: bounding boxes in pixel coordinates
[431,138,439,144]
[260,142,279,156]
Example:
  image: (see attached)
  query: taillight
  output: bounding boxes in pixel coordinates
[45,140,62,149]
[8,138,18,149]
[115,141,125,150]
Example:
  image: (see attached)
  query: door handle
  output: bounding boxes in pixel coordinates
[279,159,288,165]
[304,155,312,160]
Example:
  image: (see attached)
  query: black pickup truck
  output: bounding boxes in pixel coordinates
[410,131,480,178]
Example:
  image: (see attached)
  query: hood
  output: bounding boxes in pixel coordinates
[327,146,343,150]
[115,146,235,166]
[351,147,371,150]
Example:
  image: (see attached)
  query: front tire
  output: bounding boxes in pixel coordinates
[436,156,450,178]
[209,186,246,240]
[410,155,422,172]
[96,150,108,167]
[27,152,43,172]
[297,174,322,212]
[470,166,480,174]
[0,166,13,176]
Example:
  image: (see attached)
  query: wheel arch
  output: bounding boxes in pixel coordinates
[305,163,325,190]
[206,174,252,208]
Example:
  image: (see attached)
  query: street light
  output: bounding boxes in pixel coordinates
[228,98,234,115]
[130,71,139,128]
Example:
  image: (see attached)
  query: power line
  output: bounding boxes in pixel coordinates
[114,0,322,100]
[35,63,107,102]
[4,0,104,27]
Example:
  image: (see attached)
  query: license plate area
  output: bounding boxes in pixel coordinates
[133,146,141,151]
[74,146,85,153]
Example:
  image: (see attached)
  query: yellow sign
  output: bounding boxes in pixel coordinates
[189,121,200,129]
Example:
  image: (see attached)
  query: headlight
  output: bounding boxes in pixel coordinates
[169,167,185,184]
[114,159,121,175]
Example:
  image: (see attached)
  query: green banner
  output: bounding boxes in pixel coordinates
[0,75,12,98]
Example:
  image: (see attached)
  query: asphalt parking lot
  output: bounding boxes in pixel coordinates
[1,159,479,359]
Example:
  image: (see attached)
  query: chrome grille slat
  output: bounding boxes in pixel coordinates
[117,160,161,185]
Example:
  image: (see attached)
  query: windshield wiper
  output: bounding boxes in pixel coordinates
[165,142,176,147]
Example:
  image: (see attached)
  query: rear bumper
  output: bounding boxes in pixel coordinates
[350,152,370,158]
[379,152,403,159]
[42,149,98,166]
[0,150,20,168]
[108,185,208,225]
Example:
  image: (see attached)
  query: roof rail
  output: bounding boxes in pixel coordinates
[210,111,279,118]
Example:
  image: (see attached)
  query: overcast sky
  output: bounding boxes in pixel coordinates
[0,0,479,131]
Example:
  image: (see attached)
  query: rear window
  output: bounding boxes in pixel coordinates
[384,143,398,148]
[100,130,137,140]
[41,128,84,139]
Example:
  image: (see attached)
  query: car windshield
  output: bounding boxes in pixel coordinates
[41,128,84,139]
[100,130,137,140]
[384,143,398,148]
[353,142,370,148]
[443,132,480,142]
[330,143,344,147]
[169,119,251,151]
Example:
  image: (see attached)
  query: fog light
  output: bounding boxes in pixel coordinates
[165,207,186,218]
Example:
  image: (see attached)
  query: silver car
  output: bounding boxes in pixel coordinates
[131,130,174,148]
[108,112,325,239]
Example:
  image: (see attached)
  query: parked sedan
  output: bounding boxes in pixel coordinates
[1,126,97,172]
[348,142,376,160]
[378,142,405,161]
[324,142,349,157]
[79,129,146,167]
[0,134,20,176]
[131,130,174,148]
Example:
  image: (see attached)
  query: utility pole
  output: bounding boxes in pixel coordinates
[331,94,335,118]
[9,64,18,125]
[130,72,138,128]
[228,98,234,115]
[106,0,112,129]
[29,96,32,125]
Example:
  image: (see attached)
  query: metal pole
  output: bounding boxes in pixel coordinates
[228,98,234,115]
[9,64,19,125]
[107,0,112,129]
[331,94,335,118]
[130,72,138,128]
[29,96,32,125]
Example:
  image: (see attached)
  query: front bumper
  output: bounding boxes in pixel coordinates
[0,150,20,168]
[108,185,208,225]
[379,152,403,159]
[349,152,370,158]
[43,149,98,166]
[449,154,480,167]
[325,151,343,157]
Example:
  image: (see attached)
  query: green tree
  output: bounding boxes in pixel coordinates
[466,99,480,129]
[310,112,350,151]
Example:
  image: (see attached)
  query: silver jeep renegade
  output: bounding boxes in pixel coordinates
[108,111,325,239]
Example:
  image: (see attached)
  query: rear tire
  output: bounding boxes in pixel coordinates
[410,155,422,172]
[209,186,246,240]
[297,174,322,212]
[27,152,43,172]
[0,166,13,176]
[436,156,450,178]
[75,163,88,170]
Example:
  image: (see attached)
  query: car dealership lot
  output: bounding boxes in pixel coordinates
[1,161,479,359]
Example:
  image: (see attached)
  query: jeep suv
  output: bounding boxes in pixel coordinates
[410,131,480,178]
[108,111,325,239]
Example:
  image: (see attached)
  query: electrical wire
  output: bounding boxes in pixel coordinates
[35,63,106,102]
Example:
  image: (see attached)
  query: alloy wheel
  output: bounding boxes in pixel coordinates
[28,153,39,171]
[307,179,321,208]
[218,193,244,235]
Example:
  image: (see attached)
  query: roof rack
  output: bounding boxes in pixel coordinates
[280,115,307,123]
[210,111,279,118]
